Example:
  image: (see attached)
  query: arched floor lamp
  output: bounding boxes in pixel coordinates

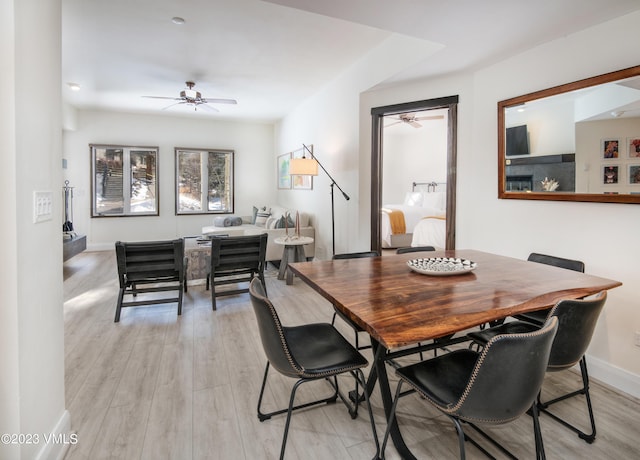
[289,144,350,256]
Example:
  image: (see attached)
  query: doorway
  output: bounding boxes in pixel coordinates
[370,96,458,252]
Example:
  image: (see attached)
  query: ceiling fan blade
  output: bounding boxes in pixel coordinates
[409,121,422,128]
[385,121,402,127]
[161,101,186,110]
[415,115,444,121]
[197,103,219,113]
[142,96,181,100]
[203,98,237,105]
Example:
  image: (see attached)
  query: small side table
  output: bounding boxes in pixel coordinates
[274,236,314,285]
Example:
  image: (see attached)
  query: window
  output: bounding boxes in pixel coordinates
[175,148,234,214]
[91,144,159,217]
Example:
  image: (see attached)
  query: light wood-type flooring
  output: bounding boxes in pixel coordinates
[63,250,640,459]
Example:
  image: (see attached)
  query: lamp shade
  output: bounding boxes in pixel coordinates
[289,158,318,176]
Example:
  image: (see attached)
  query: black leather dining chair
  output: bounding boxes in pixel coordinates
[467,291,607,444]
[248,278,379,460]
[380,316,559,459]
[513,253,585,325]
[395,245,436,254]
[330,251,380,350]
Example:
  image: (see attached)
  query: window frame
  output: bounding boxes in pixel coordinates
[174,147,235,215]
[90,144,160,217]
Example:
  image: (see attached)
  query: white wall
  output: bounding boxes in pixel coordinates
[63,110,275,249]
[1,1,70,459]
[382,113,448,205]
[275,33,444,258]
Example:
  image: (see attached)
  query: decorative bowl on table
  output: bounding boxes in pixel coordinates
[407,257,477,276]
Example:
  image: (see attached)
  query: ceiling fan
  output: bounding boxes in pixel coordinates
[385,112,444,128]
[142,81,237,112]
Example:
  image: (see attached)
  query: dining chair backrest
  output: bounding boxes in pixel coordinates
[332,251,379,260]
[454,316,558,423]
[527,252,584,273]
[211,233,267,273]
[396,246,435,254]
[545,291,607,371]
[249,278,300,378]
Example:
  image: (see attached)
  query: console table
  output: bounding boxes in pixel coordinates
[63,234,86,261]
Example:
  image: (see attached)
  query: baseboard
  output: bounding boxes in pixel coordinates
[587,353,640,400]
[35,410,73,460]
[86,243,112,251]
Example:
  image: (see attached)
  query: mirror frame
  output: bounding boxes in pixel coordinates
[498,64,640,204]
[371,95,458,252]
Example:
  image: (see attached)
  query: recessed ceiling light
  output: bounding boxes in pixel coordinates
[67,82,81,91]
[172,17,185,25]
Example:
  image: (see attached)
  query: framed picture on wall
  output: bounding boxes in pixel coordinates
[602,139,619,159]
[603,165,619,184]
[629,164,640,184]
[628,137,640,158]
[277,152,291,189]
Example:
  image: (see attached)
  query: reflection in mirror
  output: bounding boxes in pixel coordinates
[498,65,640,204]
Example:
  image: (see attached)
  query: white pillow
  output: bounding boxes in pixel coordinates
[254,208,271,227]
[422,191,445,211]
[403,192,423,207]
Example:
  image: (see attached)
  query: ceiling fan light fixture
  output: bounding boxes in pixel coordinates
[67,82,81,91]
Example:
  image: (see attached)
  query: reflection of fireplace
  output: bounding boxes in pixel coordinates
[506,175,533,191]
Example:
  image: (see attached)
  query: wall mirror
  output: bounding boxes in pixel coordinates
[498,65,640,204]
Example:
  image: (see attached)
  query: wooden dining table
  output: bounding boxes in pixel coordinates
[288,249,622,459]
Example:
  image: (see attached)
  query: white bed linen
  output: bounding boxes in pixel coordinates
[380,204,443,248]
[411,217,446,249]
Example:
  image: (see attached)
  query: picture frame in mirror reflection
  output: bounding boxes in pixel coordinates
[628,138,640,158]
[602,139,620,159]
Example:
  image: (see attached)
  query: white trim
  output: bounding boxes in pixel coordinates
[35,410,72,460]
[87,243,112,251]
[587,354,640,400]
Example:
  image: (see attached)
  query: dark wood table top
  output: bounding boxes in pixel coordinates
[289,249,622,350]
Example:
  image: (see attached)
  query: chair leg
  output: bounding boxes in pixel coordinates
[280,379,305,460]
[531,402,547,460]
[177,284,183,316]
[211,279,217,311]
[537,356,596,443]
[450,417,467,460]
[114,288,125,322]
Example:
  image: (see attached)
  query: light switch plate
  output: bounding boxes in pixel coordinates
[34,191,53,223]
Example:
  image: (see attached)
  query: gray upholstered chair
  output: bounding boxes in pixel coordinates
[467,291,607,444]
[380,317,559,459]
[249,278,379,460]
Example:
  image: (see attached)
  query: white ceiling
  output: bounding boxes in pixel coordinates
[62,0,640,122]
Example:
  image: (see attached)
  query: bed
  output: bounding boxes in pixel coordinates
[411,216,446,248]
[380,182,446,249]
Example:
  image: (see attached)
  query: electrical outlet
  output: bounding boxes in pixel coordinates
[635,331,640,347]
